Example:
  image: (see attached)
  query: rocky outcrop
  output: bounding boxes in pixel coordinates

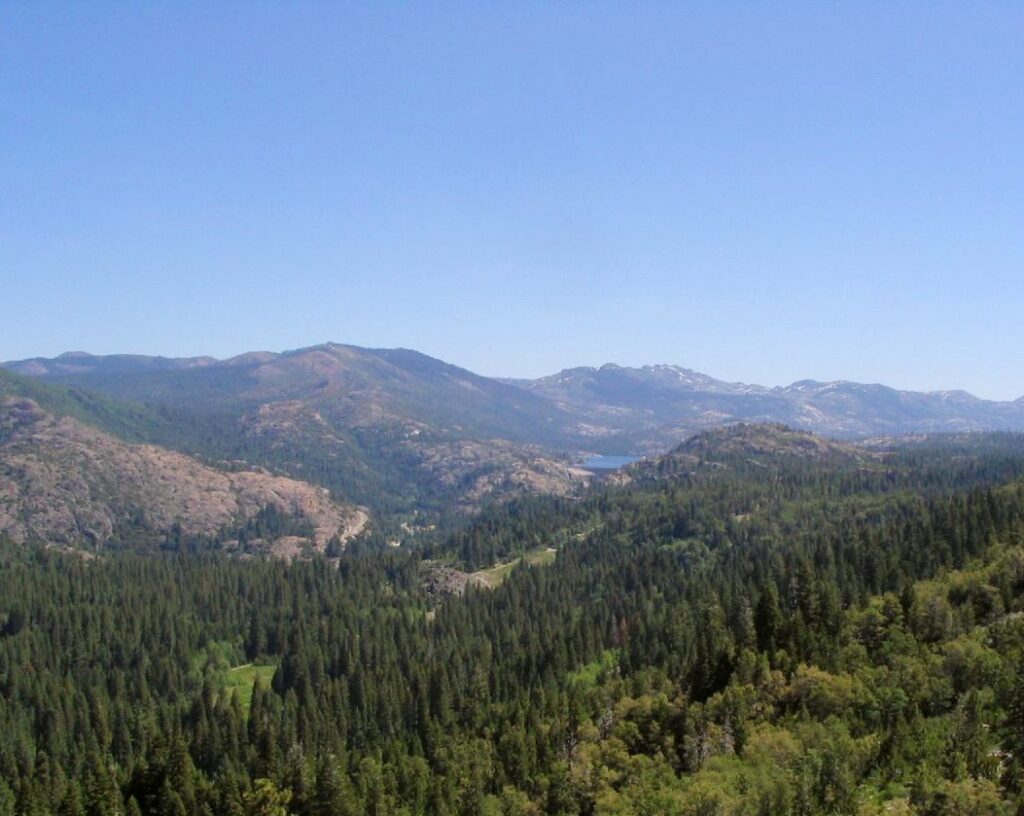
[0,397,366,551]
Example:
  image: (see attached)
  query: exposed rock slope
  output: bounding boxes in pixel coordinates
[0,397,366,551]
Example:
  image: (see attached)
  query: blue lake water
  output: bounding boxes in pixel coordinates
[581,455,641,470]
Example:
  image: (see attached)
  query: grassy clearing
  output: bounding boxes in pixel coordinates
[224,662,278,712]
[568,649,619,689]
[471,546,557,588]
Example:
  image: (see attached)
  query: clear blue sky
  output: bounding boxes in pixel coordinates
[3,3,1022,399]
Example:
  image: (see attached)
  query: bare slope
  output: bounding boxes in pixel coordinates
[0,397,366,552]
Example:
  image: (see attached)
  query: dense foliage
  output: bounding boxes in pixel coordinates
[3,435,1024,814]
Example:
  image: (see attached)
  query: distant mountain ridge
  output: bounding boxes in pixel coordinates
[511,362,1024,449]
[8,339,1024,460]
[1,346,592,521]
[6,344,573,444]
[9,350,218,377]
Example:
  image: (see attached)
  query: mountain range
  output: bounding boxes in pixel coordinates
[3,341,1024,550]
[10,345,1024,446]
[511,362,1024,448]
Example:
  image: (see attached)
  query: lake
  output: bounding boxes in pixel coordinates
[580,454,641,470]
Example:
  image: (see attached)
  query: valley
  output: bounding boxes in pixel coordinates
[3,418,1024,814]
[6,4,1020,812]
[4,346,1024,815]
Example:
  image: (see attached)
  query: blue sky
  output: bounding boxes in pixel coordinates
[2,3,1022,398]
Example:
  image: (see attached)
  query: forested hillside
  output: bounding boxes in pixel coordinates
[8,1,1024,813]
[1,349,590,523]
[3,429,1024,814]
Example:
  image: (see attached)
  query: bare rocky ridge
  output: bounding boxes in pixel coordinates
[0,397,366,552]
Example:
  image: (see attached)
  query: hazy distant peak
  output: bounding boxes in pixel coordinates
[778,379,991,403]
[925,389,979,402]
[643,363,697,374]
[636,363,750,390]
[222,350,279,366]
[783,379,828,391]
[3,351,218,377]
